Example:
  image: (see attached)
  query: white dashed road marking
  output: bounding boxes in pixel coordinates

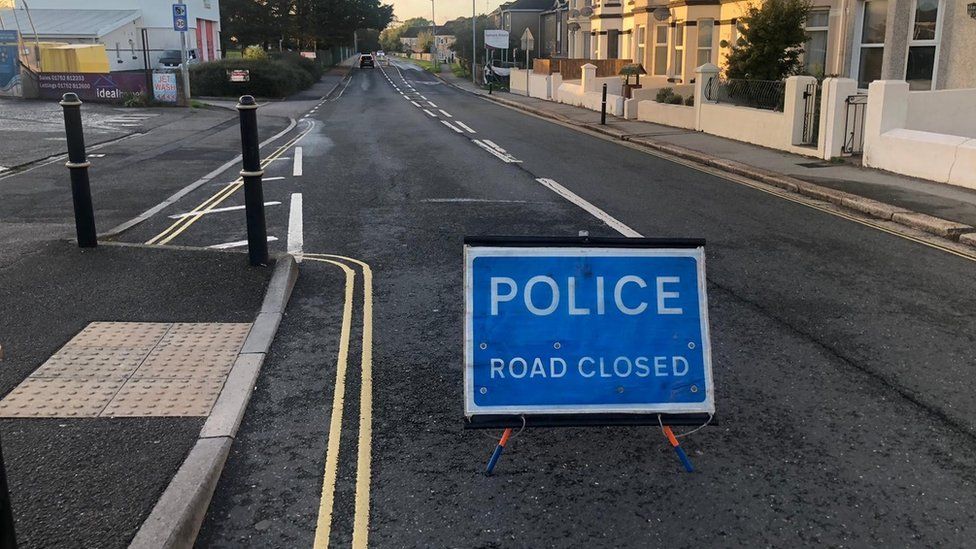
[455,121,477,133]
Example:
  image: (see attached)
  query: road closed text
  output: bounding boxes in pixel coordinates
[489,355,690,379]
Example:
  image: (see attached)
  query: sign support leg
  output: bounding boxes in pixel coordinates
[484,428,513,476]
[662,426,694,473]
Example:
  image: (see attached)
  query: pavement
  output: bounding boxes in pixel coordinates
[433,65,976,233]
[3,55,976,548]
[0,242,274,549]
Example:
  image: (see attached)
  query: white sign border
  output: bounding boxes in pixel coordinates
[464,245,715,417]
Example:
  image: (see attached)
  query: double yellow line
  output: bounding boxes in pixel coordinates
[146,123,314,246]
[305,253,374,549]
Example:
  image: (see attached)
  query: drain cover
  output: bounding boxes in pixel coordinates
[0,322,251,418]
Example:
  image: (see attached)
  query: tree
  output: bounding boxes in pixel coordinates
[378,17,431,53]
[724,0,812,80]
[417,31,434,53]
[446,15,490,76]
[221,0,395,53]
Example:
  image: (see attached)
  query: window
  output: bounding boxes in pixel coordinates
[653,25,667,75]
[906,0,942,90]
[696,19,713,67]
[636,25,646,66]
[804,10,829,76]
[855,0,887,88]
[672,23,684,78]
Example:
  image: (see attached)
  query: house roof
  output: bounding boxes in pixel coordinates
[498,0,554,12]
[0,9,141,38]
[400,25,451,38]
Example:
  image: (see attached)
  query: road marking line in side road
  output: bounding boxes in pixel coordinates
[423,109,437,117]
[438,109,453,118]
[442,120,463,133]
[207,236,279,249]
[168,201,281,218]
[535,178,642,237]
[410,100,421,107]
[455,121,476,133]
[288,193,303,260]
[304,254,374,549]
[293,147,303,177]
[309,259,356,549]
[426,101,437,108]
[418,95,427,100]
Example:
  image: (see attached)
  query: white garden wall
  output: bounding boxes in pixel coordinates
[864,80,976,189]
[636,101,695,129]
[510,68,528,96]
[906,88,976,139]
[527,72,552,99]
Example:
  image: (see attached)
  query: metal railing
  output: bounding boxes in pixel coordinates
[843,94,868,155]
[705,77,786,112]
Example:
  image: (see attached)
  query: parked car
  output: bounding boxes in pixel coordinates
[157,49,199,70]
[360,54,374,68]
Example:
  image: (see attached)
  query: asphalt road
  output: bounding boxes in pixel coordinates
[106,60,976,547]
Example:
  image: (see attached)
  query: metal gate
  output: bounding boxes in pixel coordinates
[843,94,868,155]
[800,81,820,145]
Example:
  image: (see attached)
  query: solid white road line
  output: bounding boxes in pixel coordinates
[535,178,642,237]
[293,147,304,177]
[441,120,463,133]
[472,140,521,163]
[208,236,279,249]
[422,109,437,117]
[482,139,506,152]
[455,121,476,133]
[438,109,453,118]
[168,201,281,219]
[288,193,303,260]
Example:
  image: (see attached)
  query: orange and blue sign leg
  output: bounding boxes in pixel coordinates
[484,428,513,476]
[663,426,694,472]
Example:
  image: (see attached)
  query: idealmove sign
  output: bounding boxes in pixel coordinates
[464,238,714,418]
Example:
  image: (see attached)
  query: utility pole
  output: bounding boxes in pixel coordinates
[472,0,476,84]
[430,0,436,66]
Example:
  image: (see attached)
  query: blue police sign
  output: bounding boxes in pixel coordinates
[172,4,189,32]
[464,239,714,418]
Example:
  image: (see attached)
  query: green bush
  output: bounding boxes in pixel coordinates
[684,95,695,106]
[273,51,324,81]
[655,87,676,103]
[190,59,312,98]
[243,45,268,60]
[668,93,684,105]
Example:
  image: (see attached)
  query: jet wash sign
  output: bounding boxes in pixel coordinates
[464,239,714,417]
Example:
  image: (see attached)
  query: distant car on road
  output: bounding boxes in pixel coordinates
[360,54,375,68]
[157,49,199,70]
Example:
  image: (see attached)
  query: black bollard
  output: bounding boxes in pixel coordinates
[600,83,607,126]
[60,93,97,248]
[488,80,492,95]
[0,435,16,549]
[236,95,269,266]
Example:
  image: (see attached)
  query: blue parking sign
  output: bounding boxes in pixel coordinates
[464,239,714,418]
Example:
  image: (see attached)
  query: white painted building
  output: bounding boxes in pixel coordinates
[3,0,221,70]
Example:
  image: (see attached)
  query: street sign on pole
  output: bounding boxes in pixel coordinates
[173,3,191,105]
[484,29,509,49]
[464,237,715,420]
[172,3,188,32]
[520,28,534,70]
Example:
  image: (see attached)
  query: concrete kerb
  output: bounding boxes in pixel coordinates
[448,78,976,246]
[128,254,299,549]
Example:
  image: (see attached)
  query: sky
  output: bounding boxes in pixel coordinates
[391,0,502,25]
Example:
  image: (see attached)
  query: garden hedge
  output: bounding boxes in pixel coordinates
[189,58,316,98]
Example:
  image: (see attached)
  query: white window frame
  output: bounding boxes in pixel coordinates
[653,24,668,76]
[903,0,944,90]
[671,23,684,80]
[803,9,829,74]
[851,0,887,90]
[636,25,646,67]
[696,18,714,68]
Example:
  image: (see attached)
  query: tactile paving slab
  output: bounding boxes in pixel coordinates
[0,322,252,418]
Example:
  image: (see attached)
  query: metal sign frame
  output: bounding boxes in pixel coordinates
[463,235,715,429]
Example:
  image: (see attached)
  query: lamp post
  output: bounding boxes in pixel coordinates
[430,0,436,67]
[472,0,477,84]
